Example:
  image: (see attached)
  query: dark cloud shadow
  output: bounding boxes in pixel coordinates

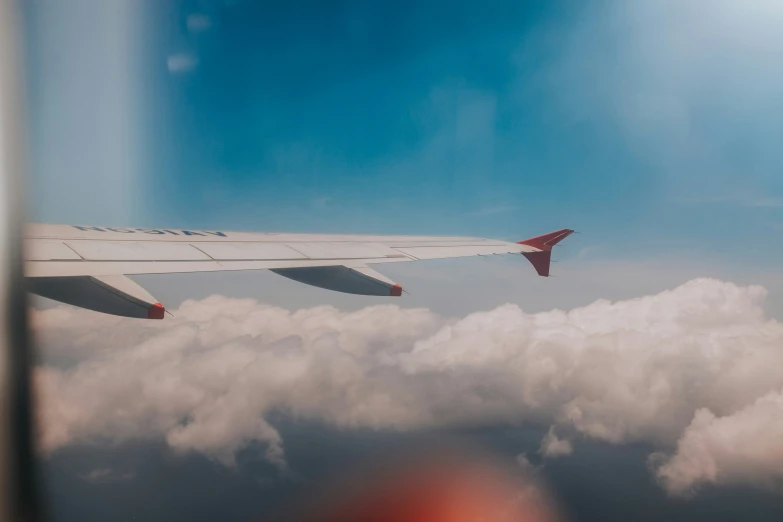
[39,416,783,522]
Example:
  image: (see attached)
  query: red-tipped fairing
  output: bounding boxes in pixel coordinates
[27,274,167,319]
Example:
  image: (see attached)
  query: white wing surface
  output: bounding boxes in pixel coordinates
[25,223,573,318]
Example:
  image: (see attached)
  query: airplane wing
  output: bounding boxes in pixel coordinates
[24,223,574,319]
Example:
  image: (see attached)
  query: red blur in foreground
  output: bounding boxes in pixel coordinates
[292,452,565,522]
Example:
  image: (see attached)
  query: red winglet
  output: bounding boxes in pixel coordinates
[517,229,574,277]
[517,229,574,251]
[390,284,403,297]
[147,302,166,319]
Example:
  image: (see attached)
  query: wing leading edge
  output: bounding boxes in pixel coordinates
[25,224,574,318]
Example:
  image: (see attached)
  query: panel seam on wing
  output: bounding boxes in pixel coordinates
[62,242,85,260]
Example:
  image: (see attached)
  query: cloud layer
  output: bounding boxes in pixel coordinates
[32,278,783,493]
[655,390,783,494]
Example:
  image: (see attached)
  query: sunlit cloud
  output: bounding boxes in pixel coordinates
[186,14,212,33]
[471,204,519,216]
[680,193,783,208]
[32,278,783,494]
[167,53,199,73]
[539,427,573,458]
[312,196,331,209]
[81,468,136,484]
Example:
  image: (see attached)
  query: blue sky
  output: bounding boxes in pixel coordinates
[143,0,658,245]
[24,0,783,269]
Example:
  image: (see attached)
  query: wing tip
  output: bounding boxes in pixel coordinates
[517,229,574,251]
[390,284,403,297]
[518,228,574,277]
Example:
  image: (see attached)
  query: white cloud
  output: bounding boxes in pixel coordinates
[186,14,212,33]
[167,53,198,73]
[680,193,783,208]
[574,245,598,260]
[471,204,518,216]
[312,196,331,209]
[539,426,573,458]
[515,453,538,475]
[654,390,783,495]
[31,278,783,493]
[81,467,135,484]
